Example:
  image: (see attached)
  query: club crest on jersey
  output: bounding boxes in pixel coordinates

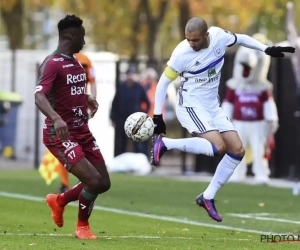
[213,44,222,57]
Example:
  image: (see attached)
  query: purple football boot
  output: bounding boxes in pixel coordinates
[196,194,222,222]
[150,135,167,166]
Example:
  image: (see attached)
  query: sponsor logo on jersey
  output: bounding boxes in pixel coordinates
[195,61,200,66]
[71,85,86,95]
[238,95,259,103]
[195,71,220,83]
[62,140,79,154]
[53,57,64,61]
[63,64,74,68]
[71,106,87,127]
[241,106,258,118]
[72,117,85,127]
[67,73,87,84]
[72,107,84,117]
[208,72,220,82]
[208,67,217,77]
[195,78,208,83]
[92,141,99,151]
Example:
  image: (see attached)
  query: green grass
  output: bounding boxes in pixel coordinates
[0,170,300,249]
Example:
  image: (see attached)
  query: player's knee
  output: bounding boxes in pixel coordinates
[98,177,111,193]
[232,144,245,158]
[215,143,226,155]
[90,175,111,194]
[87,174,103,193]
[238,146,245,158]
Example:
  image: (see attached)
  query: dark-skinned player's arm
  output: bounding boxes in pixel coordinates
[34,60,69,141]
[35,92,68,141]
[85,94,99,118]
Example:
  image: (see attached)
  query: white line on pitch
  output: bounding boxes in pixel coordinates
[0,233,251,240]
[0,191,292,236]
[228,213,300,225]
[239,213,271,217]
[0,233,73,237]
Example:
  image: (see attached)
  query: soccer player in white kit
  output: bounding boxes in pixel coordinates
[151,17,295,222]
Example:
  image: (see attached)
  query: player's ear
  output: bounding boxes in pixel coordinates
[205,32,209,37]
[68,31,75,41]
[65,33,72,40]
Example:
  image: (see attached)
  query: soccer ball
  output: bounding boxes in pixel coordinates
[124,112,155,142]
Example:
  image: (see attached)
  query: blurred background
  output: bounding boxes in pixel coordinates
[0,0,300,185]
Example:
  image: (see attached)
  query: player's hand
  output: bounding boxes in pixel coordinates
[153,114,166,134]
[86,95,98,118]
[265,46,295,57]
[53,117,69,141]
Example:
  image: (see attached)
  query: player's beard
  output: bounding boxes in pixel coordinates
[194,44,202,51]
[196,39,209,51]
[198,37,210,51]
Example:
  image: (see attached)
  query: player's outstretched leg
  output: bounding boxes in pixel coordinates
[150,134,218,166]
[196,153,243,222]
[196,131,245,222]
[45,182,83,227]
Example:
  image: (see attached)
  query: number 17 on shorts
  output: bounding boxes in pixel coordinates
[46,138,85,171]
[46,134,105,170]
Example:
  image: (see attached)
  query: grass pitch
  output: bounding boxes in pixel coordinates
[0,170,299,249]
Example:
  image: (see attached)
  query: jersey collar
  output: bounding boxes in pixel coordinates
[54,50,75,60]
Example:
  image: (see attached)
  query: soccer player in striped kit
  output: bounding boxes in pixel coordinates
[151,17,295,222]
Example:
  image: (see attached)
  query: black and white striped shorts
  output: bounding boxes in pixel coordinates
[175,105,236,134]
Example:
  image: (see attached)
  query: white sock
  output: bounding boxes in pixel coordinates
[162,137,216,156]
[203,153,242,199]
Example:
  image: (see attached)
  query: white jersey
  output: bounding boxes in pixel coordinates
[168,26,237,112]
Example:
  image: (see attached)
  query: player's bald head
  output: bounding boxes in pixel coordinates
[185,17,208,35]
[185,17,209,51]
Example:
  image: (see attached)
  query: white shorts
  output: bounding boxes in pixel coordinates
[175,105,236,134]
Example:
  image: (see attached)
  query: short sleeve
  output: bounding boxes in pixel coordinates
[35,59,57,95]
[167,44,185,74]
[218,28,237,47]
[224,87,235,103]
